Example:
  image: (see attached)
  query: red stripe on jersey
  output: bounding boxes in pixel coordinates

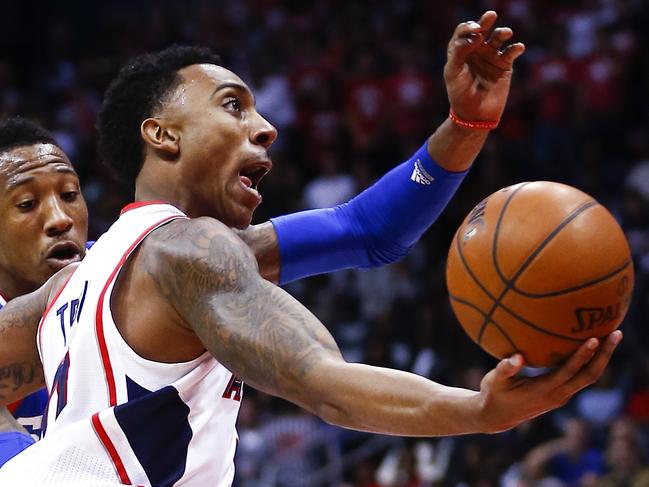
[6,399,20,414]
[120,200,169,215]
[91,413,132,485]
[96,215,184,406]
[37,272,75,358]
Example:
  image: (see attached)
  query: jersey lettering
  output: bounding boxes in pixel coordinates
[222,374,243,401]
[54,280,89,345]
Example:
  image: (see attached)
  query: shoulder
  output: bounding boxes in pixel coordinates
[139,217,259,291]
[0,264,79,329]
[143,217,256,263]
[44,263,80,305]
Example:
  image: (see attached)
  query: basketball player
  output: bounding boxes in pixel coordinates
[0,118,88,462]
[0,19,481,463]
[0,9,497,462]
[0,92,455,466]
[0,12,621,486]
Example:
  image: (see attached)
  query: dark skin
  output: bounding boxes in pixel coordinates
[0,143,87,433]
[0,275,49,403]
[241,11,526,283]
[0,144,87,300]
[0,12,623,436]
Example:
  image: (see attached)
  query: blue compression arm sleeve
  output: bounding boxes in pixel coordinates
[271,141,469,284]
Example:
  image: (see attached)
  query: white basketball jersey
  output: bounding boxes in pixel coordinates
[0,202,244,486]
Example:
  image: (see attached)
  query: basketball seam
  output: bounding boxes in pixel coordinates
[449,295,520,351]
[511,259,632,297]
[454,233,584,342]
[477,199,598,343]
[492,183,531,286]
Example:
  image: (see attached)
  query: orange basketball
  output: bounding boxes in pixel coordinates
[446,181,634,367]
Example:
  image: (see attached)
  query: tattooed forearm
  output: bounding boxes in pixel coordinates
[205,280,339,396]
[0,362,37,395]
[234,222,281,284]
[0,297,43,334]
[0,279,50,404]
[144,218,341,403]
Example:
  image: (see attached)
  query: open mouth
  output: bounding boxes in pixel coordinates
[239,160,272,192]
[45,241,82,268]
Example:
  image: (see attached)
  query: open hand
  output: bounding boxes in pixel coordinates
[444,11,525,122]
[475,330,622,433]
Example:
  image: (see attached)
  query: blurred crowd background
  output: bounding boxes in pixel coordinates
[2,0,649,485]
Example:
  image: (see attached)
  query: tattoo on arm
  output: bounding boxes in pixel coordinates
[145,218,341,404]
[0,362,37,394]
[0,289,48,403]
[234,222,281,284]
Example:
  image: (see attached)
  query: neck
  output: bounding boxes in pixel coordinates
[134,161,189,214]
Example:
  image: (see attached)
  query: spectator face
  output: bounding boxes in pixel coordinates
[0,143,87,296]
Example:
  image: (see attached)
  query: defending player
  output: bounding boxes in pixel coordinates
[0,12,621,486]
[0,119,88,460]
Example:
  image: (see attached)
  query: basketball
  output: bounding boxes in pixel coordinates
[446,181,634,367]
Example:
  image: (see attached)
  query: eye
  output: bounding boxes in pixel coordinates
[61,191,79,202]
[16,200,36,211]
[223,98,242,112]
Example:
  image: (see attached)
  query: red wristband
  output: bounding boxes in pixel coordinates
[449,109,499,130]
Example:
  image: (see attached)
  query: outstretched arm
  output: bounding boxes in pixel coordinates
[240,11,526,285]
[150,217,621,436]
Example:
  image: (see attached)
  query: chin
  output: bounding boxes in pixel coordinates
[217,209,253,229]
[206,196,257,228]
[231,202,257,229]
[232,214,254,230]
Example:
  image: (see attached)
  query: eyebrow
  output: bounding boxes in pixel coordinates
[6,165,78,190]
[210,82,256,105]
[56,165,78,176]
[6,175,35,190]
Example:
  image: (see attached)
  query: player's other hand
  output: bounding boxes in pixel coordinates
[474,330,622,433]
[444,10,525,123]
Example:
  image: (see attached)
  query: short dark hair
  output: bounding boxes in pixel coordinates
[97,45,222,189]
[0,117,58,154]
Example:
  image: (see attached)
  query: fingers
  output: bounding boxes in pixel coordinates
[487,27,513,50]
[550,337,600,385]
[494,353,525,380]
[501,43,526,65]
[549,331,622,402]
[446,11,524,78]
[477,10,498,33]
[446,21,484,76]
[560,331,622,392]
[447,11,498,66]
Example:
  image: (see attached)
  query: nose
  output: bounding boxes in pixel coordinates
[250,114,278,149]
[43,196,74,237]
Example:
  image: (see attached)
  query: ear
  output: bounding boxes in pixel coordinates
[141,118,180,159]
